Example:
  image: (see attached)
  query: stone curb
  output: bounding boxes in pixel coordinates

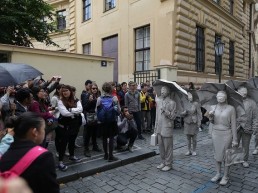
[57,147,156,183]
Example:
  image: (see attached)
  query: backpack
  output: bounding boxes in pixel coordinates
[97,96,118,123]
[0,146,47,179]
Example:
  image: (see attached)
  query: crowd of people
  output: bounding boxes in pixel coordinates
[1,76,258,192]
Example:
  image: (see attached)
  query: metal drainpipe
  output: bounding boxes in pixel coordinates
[249,3,253,77]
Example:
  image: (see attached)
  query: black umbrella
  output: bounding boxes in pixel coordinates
[0,63,43,87]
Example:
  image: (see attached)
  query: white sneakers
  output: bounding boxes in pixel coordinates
[161,166,172,171]
[253,149,258,155]
[185,151,197,156]
[157,163,172,171]
[157,163,165,169]
[211,173,221,182]
[219,176,229,185]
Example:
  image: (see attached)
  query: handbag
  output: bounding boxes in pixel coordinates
[225,147,245,166]
[150,133,158,146]
[86,112,97,124]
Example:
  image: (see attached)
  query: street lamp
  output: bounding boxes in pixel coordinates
[214,39,225,83]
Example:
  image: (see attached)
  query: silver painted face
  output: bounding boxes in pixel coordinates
[238,87,247,98]
[216,91,227,103]
[161,86,169,98]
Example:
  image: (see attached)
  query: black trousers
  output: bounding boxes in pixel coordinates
[83,124,98,149]
[117,129,137,147]
[132,111,142,136]
[55,125,79,161]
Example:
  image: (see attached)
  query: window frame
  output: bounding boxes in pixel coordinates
[82,43,91,55]
[83,0,91,21]
[229,0,234,15]
[104,0,116,12]
[135,25,150,72]
[229,40,234,76]
[56,9,66,30]
[196,26,205,72]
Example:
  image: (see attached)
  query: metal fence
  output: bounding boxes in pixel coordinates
[133,69,160,84]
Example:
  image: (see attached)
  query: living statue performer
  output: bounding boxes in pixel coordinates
[155,86,176,171]
[236,86,258,167]
[209,91,238,185]
[181,90,202,156]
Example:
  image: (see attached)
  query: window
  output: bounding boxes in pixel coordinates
[229,0,234,14]
[215,35,222,75]
[213,0,220,4]
[0,53,9,62]
[135,25,150,71]
[83,43,91,54]
[229,41,234,76]
[57,10,66,30]
[83,0,91,21]
[105,0,116,11]
[196,26,205,72]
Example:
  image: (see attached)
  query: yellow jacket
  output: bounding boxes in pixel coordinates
[140,91,154,111]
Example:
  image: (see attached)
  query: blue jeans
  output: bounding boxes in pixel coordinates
[132,111,142,136]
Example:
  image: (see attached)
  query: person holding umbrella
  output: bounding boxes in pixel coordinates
[226,80,258,167]
[180,89,202,156]
[208,90,238,185]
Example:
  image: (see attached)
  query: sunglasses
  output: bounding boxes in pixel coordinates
[92,88,98,90]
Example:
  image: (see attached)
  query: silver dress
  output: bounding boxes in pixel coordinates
[210,104,236,162]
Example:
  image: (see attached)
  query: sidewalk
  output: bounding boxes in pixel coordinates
[59,127,258,193]
[48,125,209,183]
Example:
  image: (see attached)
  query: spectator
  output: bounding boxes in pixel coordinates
[140,83,153,133]
[84,83,102,157]
[117,82,128,107]
[29,87,55,148]
[125,81,144,139]
[14,88,33,116]
[56,85,83,171]
[117,106,137,152]
[96,82,120,162]
[0,112,60,193]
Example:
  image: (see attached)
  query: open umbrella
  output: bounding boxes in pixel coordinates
[248,77,258,88]
[0,63,43,87]
[197,82,246,128]
[153,79,189,115]
[226,80,258,104]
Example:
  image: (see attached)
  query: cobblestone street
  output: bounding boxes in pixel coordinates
[59,127,258,193]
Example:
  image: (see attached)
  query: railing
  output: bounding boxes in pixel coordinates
[133,69,160,84]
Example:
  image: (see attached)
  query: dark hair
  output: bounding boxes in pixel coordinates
[85,80,92,86]
[121,82,127,87]
[15,88,31,103]
[60,85,77,108]
[5,112,44,139]
[189,82,195,89]
[121,106,128,113]
[141,83,147,89]
[102,82,112,94]
[53,84,62,96]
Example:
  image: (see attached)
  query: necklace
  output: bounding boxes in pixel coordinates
[216,104,227,113]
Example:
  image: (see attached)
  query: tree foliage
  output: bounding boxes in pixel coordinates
[0,0,58,47]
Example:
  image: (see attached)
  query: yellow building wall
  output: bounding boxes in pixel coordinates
[0,44,114,98]
[75,0,175,83]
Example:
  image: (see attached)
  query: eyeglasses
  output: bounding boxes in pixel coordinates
[92,88,98,90]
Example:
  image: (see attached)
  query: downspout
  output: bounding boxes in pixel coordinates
[249,3,253,77]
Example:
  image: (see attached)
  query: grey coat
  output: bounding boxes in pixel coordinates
[155,96,176,137]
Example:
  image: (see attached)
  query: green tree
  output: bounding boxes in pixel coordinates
[0,0,58,47]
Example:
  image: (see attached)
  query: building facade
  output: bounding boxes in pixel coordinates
[33,0,258,84]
